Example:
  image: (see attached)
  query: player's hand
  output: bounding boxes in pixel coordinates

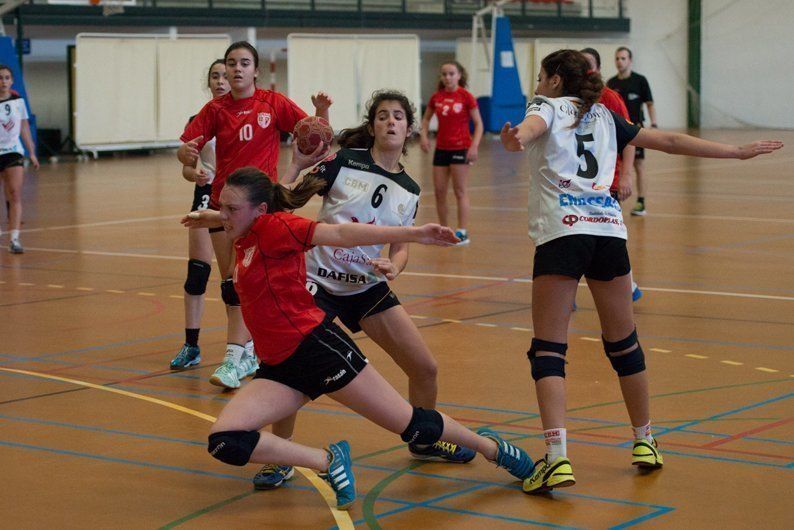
[179,135,204,165]
[194,167,211,187]
[466,146,479,163]
[618,168,633,201]
[180,210,222,229]
[500,122,524,152]
[368,257,399,280]
[413,224,459,246]
[291,141,330,170]
[420,136,430,153]
[736,140,783,160]
[311,92,333,111]
[29,155,40,170]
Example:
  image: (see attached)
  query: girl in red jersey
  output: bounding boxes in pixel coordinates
[176,41,332,389]
[182,163,536,510]
[500,49,781,494]
[169,59,230,371]
[420,61,483,245]
[0,65,39,254]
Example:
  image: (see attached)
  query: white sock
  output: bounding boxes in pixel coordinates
[244,340,254,357]
[225,343,245,364]
[631,281,638,291]
[544,428,567,460]
[10,229,20,242]
[633,422,653,442]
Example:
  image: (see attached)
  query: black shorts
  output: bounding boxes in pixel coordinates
[253,322,369,400]
[309,280,401,333]
[0,153,24,172]
[190,183,213,212]
[433,149,468,166]
[533,235,630,281]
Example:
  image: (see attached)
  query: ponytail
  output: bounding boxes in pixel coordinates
[271,174,326,211]
[226,167,324,212]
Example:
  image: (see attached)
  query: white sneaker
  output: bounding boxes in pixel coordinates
[209,345,244,389]
[241,341,259,378]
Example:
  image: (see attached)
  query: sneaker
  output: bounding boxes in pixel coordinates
[632,286,643,302]
[326,440,356,510]
[522,455,576,494]
[409,441,476,463]
[209,346,244,389]
[241,342,259,378]
[9,239,23,254]
[252,464,294,490]
[631,202,646,216]
[476,428,535,480]
[454,229,470,246]
[170,344,201,370]
[632,438,664,468]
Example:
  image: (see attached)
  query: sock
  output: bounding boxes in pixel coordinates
[637,196,645,205]
[245,339,254,357]
[10,229,20,241]
[633,422,653,443]
[631,281,638,291]
[226,343,245,364]
[185,328,200,347]
[544,428,567,460]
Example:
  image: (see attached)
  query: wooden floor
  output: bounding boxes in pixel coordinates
[1,130,792,529]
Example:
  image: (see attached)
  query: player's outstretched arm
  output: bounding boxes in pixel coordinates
[180,210,222,229]
[631,129,783,160]
[500,115,548,152]
[312,223,458,248]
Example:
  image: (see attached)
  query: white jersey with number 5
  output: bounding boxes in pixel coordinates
[525,96,636,246]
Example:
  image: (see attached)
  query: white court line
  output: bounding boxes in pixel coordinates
[20,247,794,302]
[20,215,181,234]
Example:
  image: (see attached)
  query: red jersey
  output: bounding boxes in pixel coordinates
[428,87,478,150]
[181,88,308,206]
[598,86,630,191]
[233,212,326,365]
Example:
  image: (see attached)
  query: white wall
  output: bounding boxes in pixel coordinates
[702,0,794,129]
[624,0,688,129]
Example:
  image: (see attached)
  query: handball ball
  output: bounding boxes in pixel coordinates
[293,116,334,155]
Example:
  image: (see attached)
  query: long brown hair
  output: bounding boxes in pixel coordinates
[541,49,603,128]
[226,167,325,212]
[436,60,468,91]
[338,89,417,155]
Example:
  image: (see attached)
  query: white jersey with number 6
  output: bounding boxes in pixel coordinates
[0,96,29,156]
[525,96,637,246]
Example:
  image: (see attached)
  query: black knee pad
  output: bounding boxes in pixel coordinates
[220,278,240,306]
[184,259,211,295]
[527,338,567,380]
[207,430,260,466]
[400,407,444,445]
[603,329,646,377]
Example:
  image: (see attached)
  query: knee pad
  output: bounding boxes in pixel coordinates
[400,407,444,445]
[184,259,211,296]
[603,329,646,377]
[207,430,260,466]
[527,338,567,381]
[220,278,240,306]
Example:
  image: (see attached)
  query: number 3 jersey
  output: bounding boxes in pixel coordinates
[0,96,29,156]
[306,148,420,295]
[525,96,639,245]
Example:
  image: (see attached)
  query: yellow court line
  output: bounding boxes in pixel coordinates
[650,348,671,353]
[685,354,709,359]
[580,337,600,342]
[0,367,354,530]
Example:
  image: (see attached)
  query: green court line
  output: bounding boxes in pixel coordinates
[159,490,255,529]
[362,461,425,530]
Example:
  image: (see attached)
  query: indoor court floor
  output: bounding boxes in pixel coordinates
[1,129,792,529]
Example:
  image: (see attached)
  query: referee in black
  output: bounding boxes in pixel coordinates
[608,46,656,216]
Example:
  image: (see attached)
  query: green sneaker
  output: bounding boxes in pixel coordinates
[170,344,201,370]
[240,342,258,378]
[631,202,646,216]
[252,464,294,490]
[522,456,576,494]
[209,346,244,389]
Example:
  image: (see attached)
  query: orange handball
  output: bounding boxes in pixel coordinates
[293,116,333,155]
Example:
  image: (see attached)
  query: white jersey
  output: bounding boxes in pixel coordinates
[525,96,638,245]
[198,137,216,185]
[0,96,29,156]
[306,148,420,295]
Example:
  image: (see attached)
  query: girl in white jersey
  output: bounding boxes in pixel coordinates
[0,65,39,254]
[251,90,476,490]
[169,60,233,371]
[501,49,782,494]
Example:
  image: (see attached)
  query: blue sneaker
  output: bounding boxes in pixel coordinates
[632,286,643,302]
[326,440,356,510]
[409,441,476,463]
[454,229,470,246]
[477,428,535,480]
[252,464,294,490]
[170,344,201,370]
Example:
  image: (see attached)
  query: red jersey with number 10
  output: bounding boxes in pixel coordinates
[181,88,308,206]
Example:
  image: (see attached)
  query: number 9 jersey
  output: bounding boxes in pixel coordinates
[306,148,420,295]
[525,95,639,246]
